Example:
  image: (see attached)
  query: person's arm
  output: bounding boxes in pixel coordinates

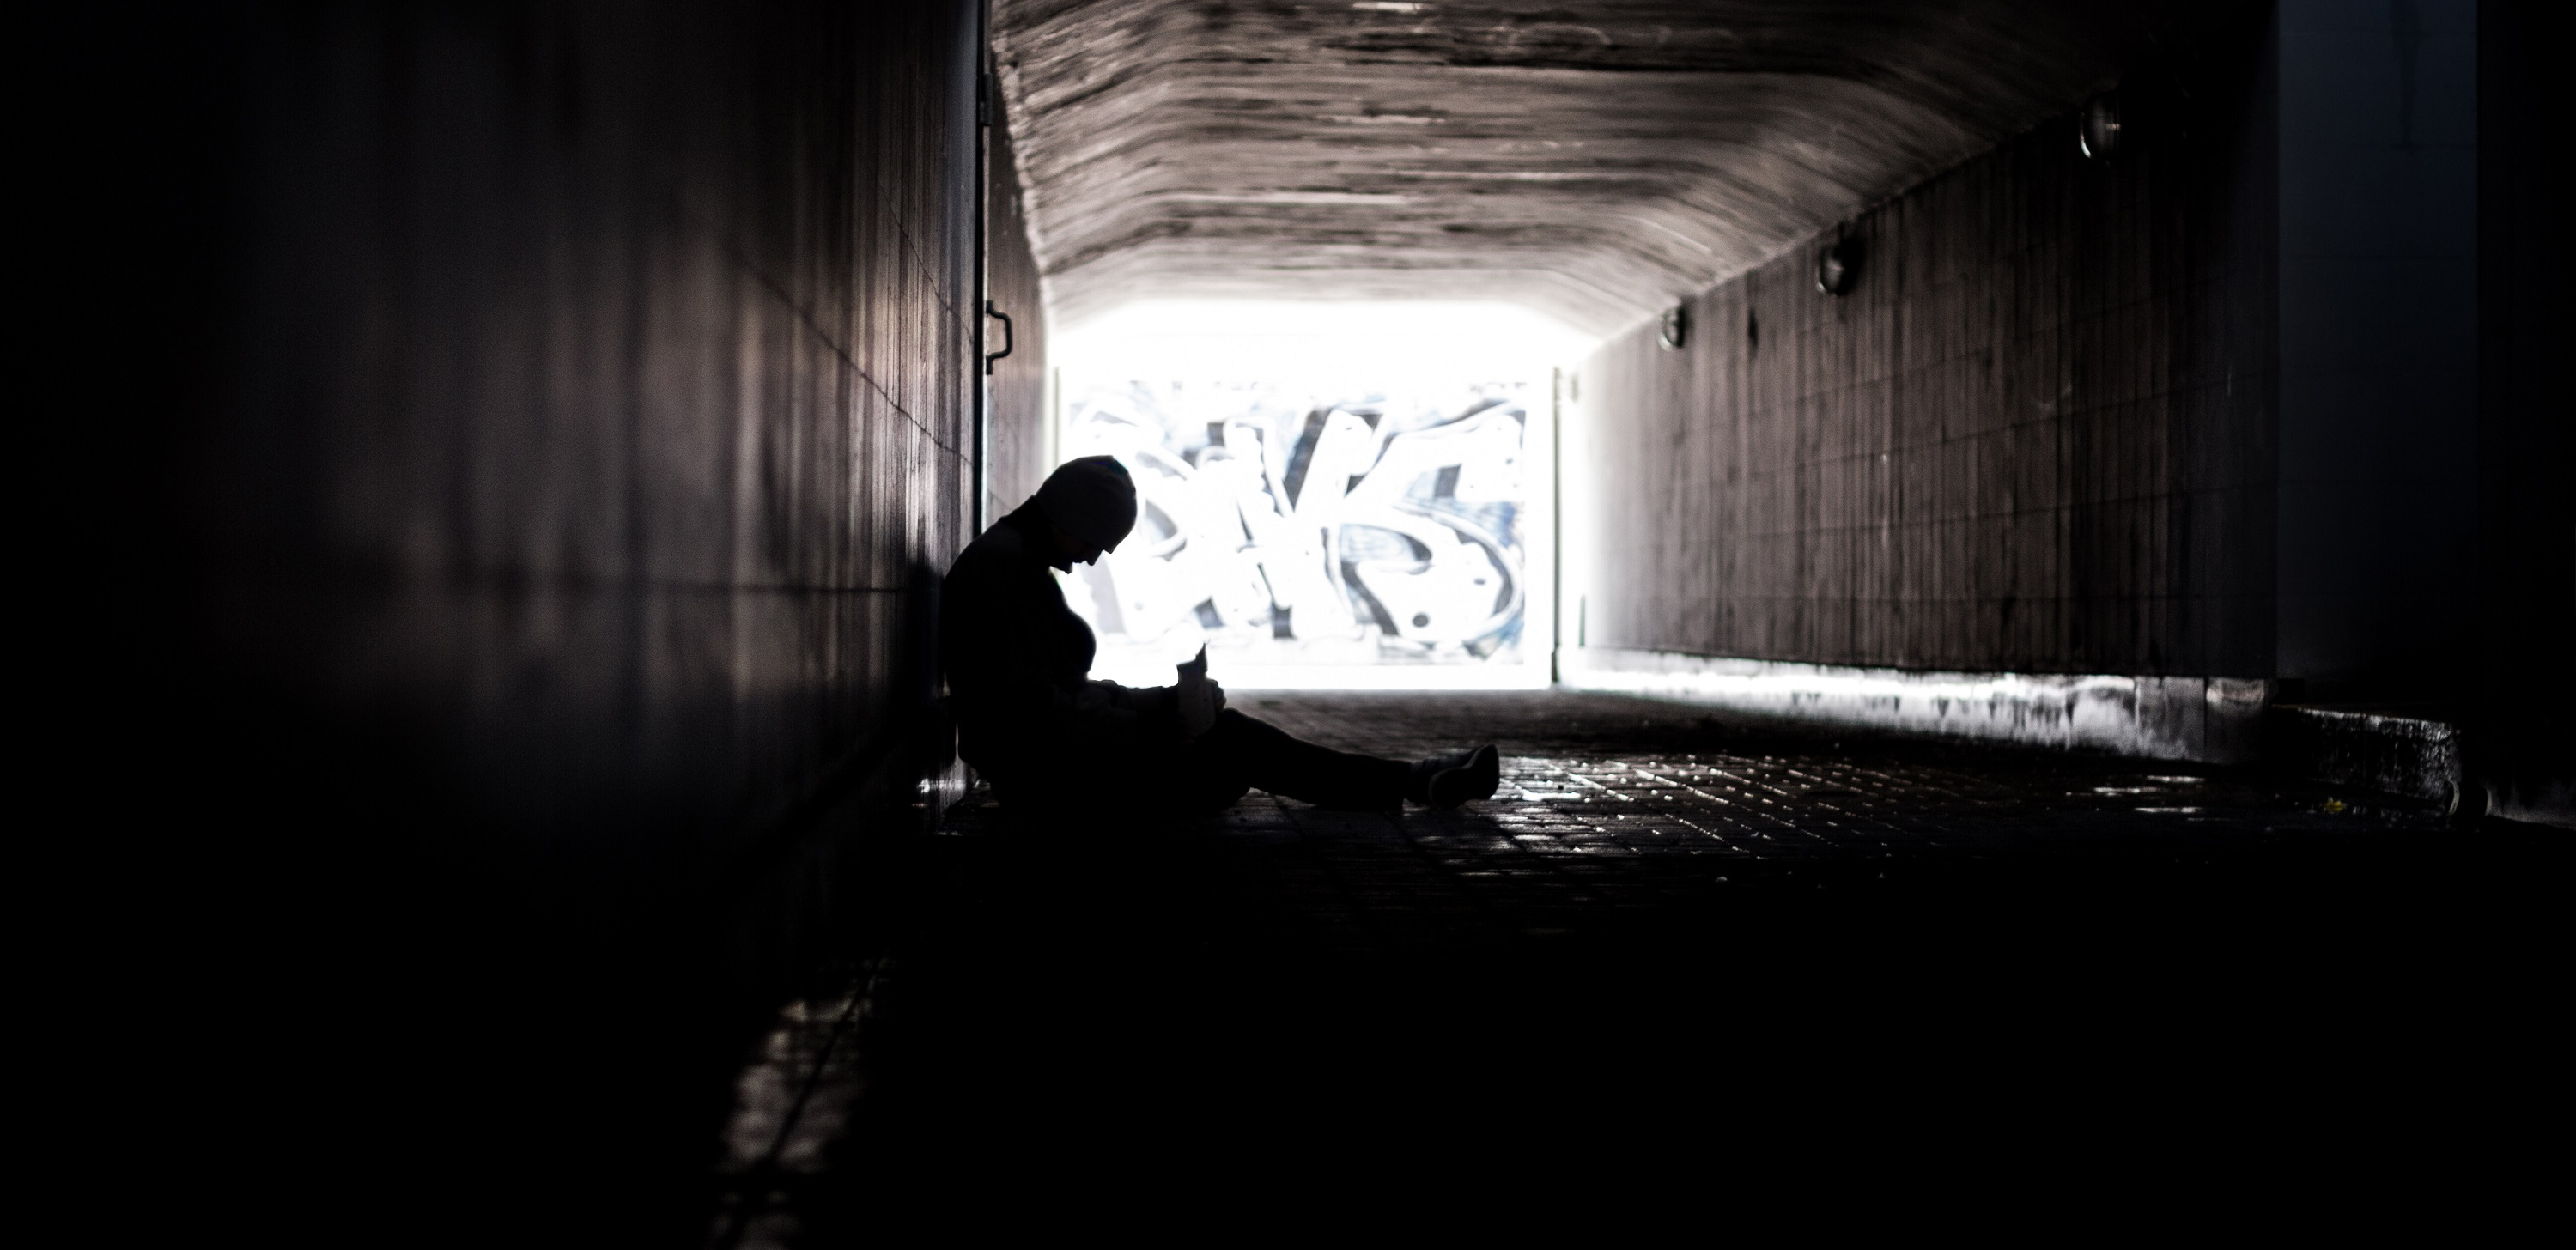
[950,552,1181,746]
[1081,679,1181,737]
[1072,660,1223,741]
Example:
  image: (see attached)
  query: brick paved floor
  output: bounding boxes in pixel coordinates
[706,691,2566,1240]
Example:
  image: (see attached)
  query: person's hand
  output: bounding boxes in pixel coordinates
[1176,646,1218,738]
[1176,677,1218,738]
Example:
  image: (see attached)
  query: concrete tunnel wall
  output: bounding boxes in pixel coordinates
[1571,29,2280,683]
[986,95,1054,519]
[2471,0,2576,821]
[1567,3,2566,789]
[67,0,1049,1228]
[179,0,1001,944]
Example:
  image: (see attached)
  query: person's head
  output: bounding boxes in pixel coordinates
[1029,454,1136,568]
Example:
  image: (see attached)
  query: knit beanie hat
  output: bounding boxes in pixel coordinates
[1031,455,1138,550]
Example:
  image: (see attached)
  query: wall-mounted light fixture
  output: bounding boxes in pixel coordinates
[2080,94,2122,159]
[1815,236,1858,296]
[1658,302,1689,350]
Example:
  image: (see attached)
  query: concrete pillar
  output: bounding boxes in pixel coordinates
[2274,0,2479,703]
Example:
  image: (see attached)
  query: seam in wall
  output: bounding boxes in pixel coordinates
[726,242,969,461]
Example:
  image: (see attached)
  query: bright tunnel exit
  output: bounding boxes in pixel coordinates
[1049,300,1598,690]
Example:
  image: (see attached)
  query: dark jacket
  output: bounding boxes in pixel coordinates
[939,506,1175,781]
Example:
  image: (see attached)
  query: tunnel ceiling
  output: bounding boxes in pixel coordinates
[994,1,2181,336]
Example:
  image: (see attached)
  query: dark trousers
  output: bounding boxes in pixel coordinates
[981,709,1409,816]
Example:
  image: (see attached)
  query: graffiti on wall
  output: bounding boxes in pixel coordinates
[1061,379,1534,666]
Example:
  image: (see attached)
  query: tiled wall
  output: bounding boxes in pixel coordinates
[143,2,1003,1220]
[1573,37,2277,678]
[194,0,985,869]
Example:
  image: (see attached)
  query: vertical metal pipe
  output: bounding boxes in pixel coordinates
[971,0,991,535]
[1552,365,1564,686]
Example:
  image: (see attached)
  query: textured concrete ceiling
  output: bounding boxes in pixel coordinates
[994,1,2180,335]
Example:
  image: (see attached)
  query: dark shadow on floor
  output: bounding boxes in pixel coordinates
[702,691,2569,1239]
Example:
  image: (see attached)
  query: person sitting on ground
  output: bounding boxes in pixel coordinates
[940,454,1501,816]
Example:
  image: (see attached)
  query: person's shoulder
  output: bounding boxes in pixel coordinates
[979,517,1030,555]
[948,522,1041,585]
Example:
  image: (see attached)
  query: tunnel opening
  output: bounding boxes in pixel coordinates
[1050,299,1591,689]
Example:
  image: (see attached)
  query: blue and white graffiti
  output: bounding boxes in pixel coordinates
[1063,380,1531,664]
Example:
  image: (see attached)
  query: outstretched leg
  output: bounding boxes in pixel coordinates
[1181,709,1411,810]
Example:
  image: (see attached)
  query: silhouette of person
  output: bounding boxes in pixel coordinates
[941,455,1502,816]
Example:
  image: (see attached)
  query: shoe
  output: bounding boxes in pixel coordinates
[1416,743,1500,809]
